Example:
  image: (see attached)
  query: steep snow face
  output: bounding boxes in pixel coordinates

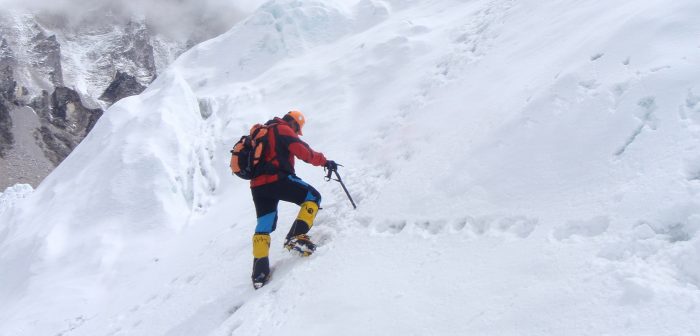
[2,0,700,335]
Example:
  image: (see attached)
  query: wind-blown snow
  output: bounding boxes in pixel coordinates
[0,184,33,215]
[1,0,700,335]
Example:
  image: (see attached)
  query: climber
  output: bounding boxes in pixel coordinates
[247,110,337,289]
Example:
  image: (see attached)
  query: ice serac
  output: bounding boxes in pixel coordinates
[37,68,213,235]
[175,0,353,87]
[0,68,216,332]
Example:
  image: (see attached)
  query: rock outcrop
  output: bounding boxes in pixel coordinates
[0,103,12,158]
[30,87,103,165]
[99,71,147,105]
[0,38,16,157]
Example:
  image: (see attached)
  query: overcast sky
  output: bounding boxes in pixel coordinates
[0,0,267,40]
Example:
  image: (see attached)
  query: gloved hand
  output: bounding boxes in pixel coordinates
[325,160,338,172]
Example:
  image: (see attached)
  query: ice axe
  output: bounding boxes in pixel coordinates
[324,164,357,209]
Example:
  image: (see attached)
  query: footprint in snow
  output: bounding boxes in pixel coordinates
[552,215,609,241]
[368,216,538,238]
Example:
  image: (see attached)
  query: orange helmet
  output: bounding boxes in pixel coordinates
[285,110,306,135]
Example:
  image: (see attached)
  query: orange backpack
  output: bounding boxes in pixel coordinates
[230,124,272,180]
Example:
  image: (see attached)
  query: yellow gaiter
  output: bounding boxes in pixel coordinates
[252,233,271,258]
[296,201,319,230]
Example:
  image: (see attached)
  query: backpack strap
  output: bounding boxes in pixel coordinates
[270,124,294,178]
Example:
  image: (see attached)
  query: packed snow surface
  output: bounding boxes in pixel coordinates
[2,0,700,335]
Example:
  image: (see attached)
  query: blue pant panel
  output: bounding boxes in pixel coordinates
[305,191,321,203]
[288,175,321,205]
[255,211,277,233]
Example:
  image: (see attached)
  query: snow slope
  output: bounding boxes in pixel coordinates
[2,0,700,335]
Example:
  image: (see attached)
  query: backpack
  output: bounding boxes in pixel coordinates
[230,123,274,180]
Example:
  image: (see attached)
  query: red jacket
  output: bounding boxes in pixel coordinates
[251,118,327,187]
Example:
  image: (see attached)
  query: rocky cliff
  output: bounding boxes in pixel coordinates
[0,10,199,188]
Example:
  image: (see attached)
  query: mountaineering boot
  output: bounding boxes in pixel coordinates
[284,201,319,256]
[252,233,271,289]
[252,257,270,289]
[284,234,316,256]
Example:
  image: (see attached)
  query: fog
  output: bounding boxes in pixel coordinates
[0,0,267,40]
